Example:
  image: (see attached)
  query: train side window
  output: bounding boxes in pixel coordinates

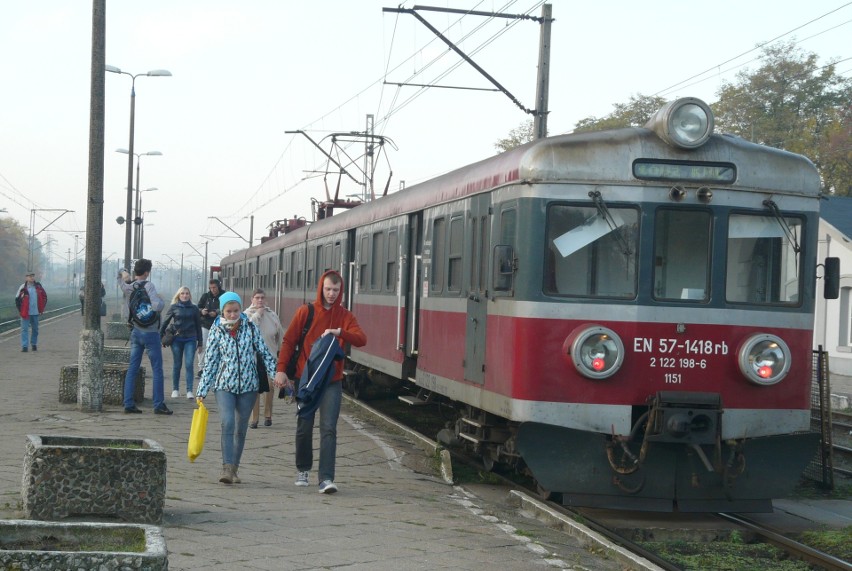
[448,216,463,293]
[432,218,445,293]
[372,231,384,291]
[494,245,515,292]
[654,209,710,301]
[297,250,304,288]
[333,243,341,274]
[359,234,369,291]
[545,204,638,298]
[386,230,398,292]
[726,213,802,305]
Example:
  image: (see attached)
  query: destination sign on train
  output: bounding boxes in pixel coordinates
[633,160,736,183]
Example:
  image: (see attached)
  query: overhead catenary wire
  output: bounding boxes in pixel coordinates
[234,0,540,219]
[654,2,852,98]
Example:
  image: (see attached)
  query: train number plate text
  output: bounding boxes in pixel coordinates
[633,337,729,384]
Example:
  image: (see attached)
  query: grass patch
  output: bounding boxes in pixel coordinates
[1,528,146,553]
[796,526,852,562]
[640,539,811,571]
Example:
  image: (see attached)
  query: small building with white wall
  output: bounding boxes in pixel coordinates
[815,195,852,376]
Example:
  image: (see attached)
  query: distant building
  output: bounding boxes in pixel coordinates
[816,195,852,375]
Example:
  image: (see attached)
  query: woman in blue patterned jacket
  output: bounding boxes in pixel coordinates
[196,292,277,484]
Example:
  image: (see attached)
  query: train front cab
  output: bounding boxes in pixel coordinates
[508,99,838,512]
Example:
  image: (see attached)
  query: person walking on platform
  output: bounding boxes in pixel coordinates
[15,271,47,352]
[160,286,203,399]
[245,288,285,429]
[79,281,106,315]
[274,270,366,494]
[196,292,277,485]
[118,259,172,415]
[197,279,224,373]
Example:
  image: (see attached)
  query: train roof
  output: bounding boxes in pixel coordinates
[222,123,820,266]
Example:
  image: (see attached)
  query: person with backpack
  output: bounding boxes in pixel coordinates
[118,258,172,415]
[273,270,366,494]
[15,271,48,352]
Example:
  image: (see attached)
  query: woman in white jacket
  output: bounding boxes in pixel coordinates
[245,288,286,428]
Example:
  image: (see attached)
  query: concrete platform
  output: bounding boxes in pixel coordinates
[0,312,642,571]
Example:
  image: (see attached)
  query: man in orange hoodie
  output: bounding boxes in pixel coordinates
[274,270,366,494]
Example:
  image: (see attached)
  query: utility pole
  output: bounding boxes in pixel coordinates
[78,0,107,412]
[533,4,552,140]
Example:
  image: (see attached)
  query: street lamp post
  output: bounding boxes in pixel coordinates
[116,146,161,259]
[106,64,171,272]
[140,210,156,259]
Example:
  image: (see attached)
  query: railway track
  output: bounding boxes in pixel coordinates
[350,387,852,571]
[0,304,81,335]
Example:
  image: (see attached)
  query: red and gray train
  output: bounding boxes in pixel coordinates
[219,98,838,512]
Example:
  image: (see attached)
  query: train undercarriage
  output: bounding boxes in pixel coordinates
[342,366,820,512]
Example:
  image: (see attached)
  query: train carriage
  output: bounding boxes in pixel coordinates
[220,98,838,511]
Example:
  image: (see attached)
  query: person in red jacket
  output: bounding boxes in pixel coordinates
[15,271,48,352]
[274,269,366,494]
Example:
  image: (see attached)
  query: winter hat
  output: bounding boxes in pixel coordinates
[219,292,242,310]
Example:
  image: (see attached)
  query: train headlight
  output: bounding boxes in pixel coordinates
[737,334,791,386]
[645,97,714,149]
[566,326,624,380]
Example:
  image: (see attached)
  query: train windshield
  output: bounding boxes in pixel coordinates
[726,214,802,304]
[654,209,711,301]
[545,204,638,298]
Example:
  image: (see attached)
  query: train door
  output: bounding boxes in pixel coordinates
[465,194,490,384]
[405,212,423,357]
[274,269,284,315]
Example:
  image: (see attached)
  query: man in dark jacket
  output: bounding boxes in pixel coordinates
[196,278,224,372]
[15,271,48,352]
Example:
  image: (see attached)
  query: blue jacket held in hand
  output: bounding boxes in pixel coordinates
[296,332,345,418]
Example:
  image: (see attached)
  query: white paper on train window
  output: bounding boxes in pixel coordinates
[553,211,625,258]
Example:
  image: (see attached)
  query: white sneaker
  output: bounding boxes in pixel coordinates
[318,480,338,494]
[186,390,194,399]
[171,390,179,398]
[295,471,310,487]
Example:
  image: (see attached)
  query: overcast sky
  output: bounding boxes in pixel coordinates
[0,0,849,286]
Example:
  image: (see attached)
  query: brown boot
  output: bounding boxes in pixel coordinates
[230,464,241,484]
[219,464,233,484]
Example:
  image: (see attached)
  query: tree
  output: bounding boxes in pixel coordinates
[0,217,30,294]
[713,41,852,195]
[573,94,668,132]
[494,119,535,152]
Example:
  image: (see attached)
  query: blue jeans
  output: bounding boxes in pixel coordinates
[123,328,165,410]
[171,338,197,392]
[295,381,342,483]
[215,390,257,466]
[20,315,39,348]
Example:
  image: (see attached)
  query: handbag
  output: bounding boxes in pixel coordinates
[256,353,270,393]
[161,324,176,347]
[187,400,208,462]
[99,300,107,316]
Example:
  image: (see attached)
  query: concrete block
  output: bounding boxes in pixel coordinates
[22,435,166,524]
[59,364,145,405]
[0,519,167,570]
[105,321,130,340]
